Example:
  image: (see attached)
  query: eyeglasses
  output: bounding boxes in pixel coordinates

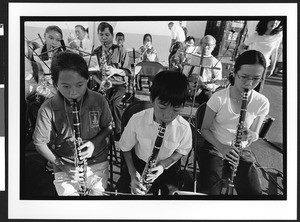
[237,74,262,82]
[201,42,215,48]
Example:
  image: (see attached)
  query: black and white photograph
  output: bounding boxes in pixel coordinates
[2,2,298,221]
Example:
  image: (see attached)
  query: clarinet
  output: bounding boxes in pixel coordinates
[224,88,249,195]
[71,99,88,196]
[140,123,166,194]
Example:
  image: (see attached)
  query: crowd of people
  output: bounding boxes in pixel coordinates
[24,19,282,196]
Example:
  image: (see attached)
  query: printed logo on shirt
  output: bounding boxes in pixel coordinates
[89,111,100,128]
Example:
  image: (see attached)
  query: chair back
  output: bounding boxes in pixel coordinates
[135,61,165,78]
[195,102,207,131]
[121,100,153,131]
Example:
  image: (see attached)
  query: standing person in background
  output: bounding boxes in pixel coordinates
[167,22,186,69]
[92,22,130,141]
[179,20,188,38]
[238,19,283,92]
[68,25,92,57]
[115,32,125,48]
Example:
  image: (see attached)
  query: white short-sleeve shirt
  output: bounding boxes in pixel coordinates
[207,87,270,146]
[244,32,283,67]
[119,108,192,163]
[171,24,186,42]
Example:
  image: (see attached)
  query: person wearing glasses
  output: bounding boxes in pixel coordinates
[197,50,270,195]
[185,35,223,106]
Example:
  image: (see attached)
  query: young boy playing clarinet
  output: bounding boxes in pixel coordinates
[32,51,113,196]
[116,70,192,195]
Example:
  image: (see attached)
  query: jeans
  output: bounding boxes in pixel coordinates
[195,89,213,106]
[197,141,262,195]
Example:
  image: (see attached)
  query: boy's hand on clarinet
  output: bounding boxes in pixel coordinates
[130,171,147,195]
[58,161,83,182]
[146,165,164,182]
[78,141,95,159]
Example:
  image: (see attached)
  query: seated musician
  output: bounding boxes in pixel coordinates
[198,50,270,195]
[67,24,92,57]
[185,36,200,54]
[34,25,64,65]
[116,71,192,195]
[115,32,125,48]
[32,51,113,196]
[92,22,130,141]
[185,35,223,105]
[25,39,39,99]
[31,25,64,99]
[136,33,159,90]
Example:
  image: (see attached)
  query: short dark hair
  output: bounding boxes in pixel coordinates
[185,36,195,43]
[256,20,283,35]
[116,32,125,38]
[45,25,63,38]
[143,33,152,42]
[51,51,89,86]
[97,22,114,35]
[150,70,189,107]
[75,25,87,33]
[234,50,266,75]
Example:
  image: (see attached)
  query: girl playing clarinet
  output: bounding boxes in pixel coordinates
[198,50,270,195]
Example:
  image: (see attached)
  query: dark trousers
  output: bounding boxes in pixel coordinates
[116,150,181,195]
[106,85,126,134]
[195,89,213,106]
[197,141,262,195]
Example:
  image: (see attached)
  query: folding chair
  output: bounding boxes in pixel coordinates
[135,61,165,89]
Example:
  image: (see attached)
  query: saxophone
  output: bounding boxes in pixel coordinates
[140,123,166,194]
[98,47,112,94]
[71,99,88,196]
[224,88,249,195]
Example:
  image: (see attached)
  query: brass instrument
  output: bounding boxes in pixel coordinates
[98,47,112,94]
[140,123,166,194]
[71,99,88,196]
[224,88,249,195]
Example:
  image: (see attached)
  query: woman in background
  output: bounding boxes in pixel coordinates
[238,20,283,92]
[136,33,159,90]
[139,33,159,62]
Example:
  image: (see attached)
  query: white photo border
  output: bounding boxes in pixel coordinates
[8,2,297,220]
